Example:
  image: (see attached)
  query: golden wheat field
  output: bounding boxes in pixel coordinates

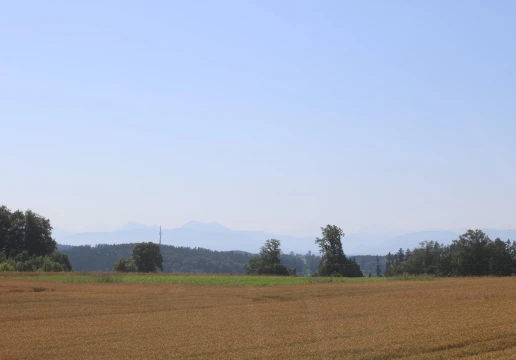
[1,276,516,359]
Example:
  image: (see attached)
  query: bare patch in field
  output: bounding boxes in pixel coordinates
[32,286,53,292]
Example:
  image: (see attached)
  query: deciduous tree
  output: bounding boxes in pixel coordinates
[24,210,56,257]
[132,242,163,272]
[244,239,289,275]
[315,225,362,277]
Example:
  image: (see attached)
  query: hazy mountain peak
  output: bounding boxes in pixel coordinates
[181,221,231,233]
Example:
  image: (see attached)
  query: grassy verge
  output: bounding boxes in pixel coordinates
[0,272,438,286]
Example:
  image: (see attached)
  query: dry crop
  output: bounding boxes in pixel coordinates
[1,276,515,359]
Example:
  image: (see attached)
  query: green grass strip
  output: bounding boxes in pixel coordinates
[0,272,437,286]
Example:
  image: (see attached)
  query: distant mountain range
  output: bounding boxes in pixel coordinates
[54,222,516,255]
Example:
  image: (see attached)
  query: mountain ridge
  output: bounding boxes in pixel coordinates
[53,222,516,255]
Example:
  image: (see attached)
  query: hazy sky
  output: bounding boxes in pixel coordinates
[1,1,515,236]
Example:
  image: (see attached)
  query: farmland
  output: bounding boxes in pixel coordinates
[1,275,516,359]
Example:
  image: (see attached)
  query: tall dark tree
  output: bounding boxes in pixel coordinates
[260,238,282,265]
[397,248,405,264]
[5,210,26,258]
[244,239,289,275]
[0,206,11,253]
[488,238,513,276]
[454,230,490,276]
[375,255,381,277]
[422,241,440,274]
[132,242,163,272]
[24,210,56,257]
[385,252,393,274]
[315,225,362,277]
[405,248,412,261]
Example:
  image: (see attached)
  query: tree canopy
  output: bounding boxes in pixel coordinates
[315,225,363,277]
[0,206,71,272]
[126,242,164,272]
[387,229,516,277]
[113,257,138,272]
[244,239,290,275]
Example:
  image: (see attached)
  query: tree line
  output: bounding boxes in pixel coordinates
[114,242,164,272]
[0,205,376,276]
[386,229,516,276]
[244,225,362,277]
[60,242,382,275]
[110,224,362,276]
[60,243,256,273]
[4,205,514,277]
[0,206,72,271]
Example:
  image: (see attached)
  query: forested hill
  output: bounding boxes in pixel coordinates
[58,244,385,276]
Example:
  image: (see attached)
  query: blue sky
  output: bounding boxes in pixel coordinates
[1,0,515,236]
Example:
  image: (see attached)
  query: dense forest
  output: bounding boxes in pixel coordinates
[386,229,516,276]
[59,243,384,276]
[0,206,72,271]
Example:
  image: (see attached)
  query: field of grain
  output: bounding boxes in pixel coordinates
[1,276,515,359]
